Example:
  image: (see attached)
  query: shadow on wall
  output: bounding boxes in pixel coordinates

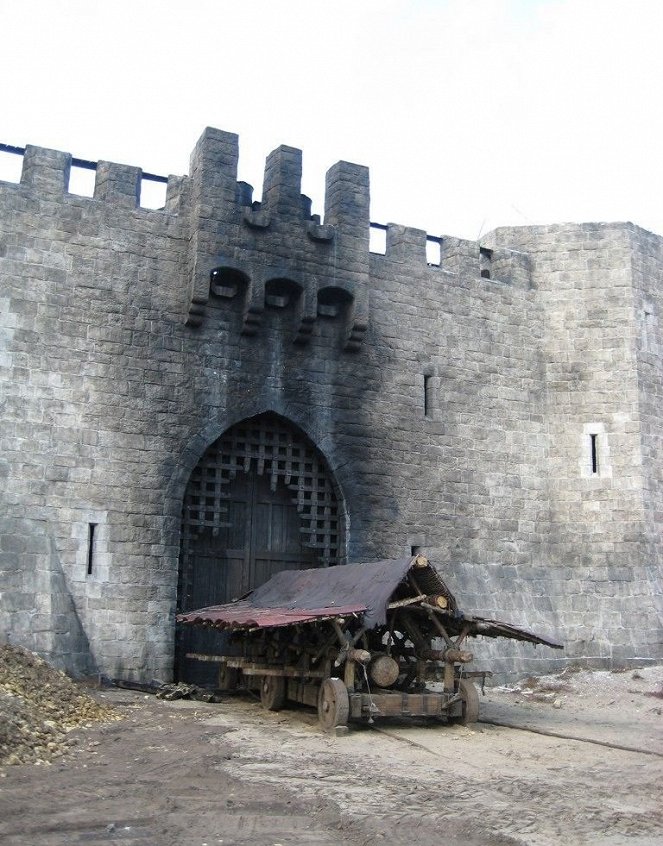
[443,559,565,681]
[0,520,96,676]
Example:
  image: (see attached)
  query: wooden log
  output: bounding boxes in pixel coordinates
[444,661,455,693]
[344,657,356,691]
[311,628,338,664]
[443,648,474,664]
[387,593,447,610]
[333,619,351,648]
[388,595,425,610]
[408,573,425,596]
[368,655,400,687]
[346,648,371,665]
[420,648,445,661]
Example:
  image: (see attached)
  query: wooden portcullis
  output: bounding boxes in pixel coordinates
[178,555,562,731]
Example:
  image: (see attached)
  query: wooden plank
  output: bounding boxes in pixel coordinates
[349,691,458,719]
[238,667,327,678]
[186,653,327,679]
[288,680,319,707]
[185,652,227,663]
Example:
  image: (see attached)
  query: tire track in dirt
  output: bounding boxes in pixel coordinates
[0,696,352,846]
[2,683,662,846]
[205,702,663,846]
[368,721,663,845]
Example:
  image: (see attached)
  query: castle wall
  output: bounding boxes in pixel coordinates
[484,223,662,668]
[0,147,188,676]
[0,130,660,682]
[629,227,663,643]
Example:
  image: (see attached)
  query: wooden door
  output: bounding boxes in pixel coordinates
[175,413,344,685]
[187,470,316,603]
[176,470,319,684]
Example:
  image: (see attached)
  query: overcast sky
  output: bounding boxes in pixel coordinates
[2,0,662,241]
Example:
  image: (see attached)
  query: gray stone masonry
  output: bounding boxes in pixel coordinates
[0,128,660,682]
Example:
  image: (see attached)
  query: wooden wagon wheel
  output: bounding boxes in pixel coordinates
[450,677,479,724]
[317,678,350,730]
[260,675,286,711]
[217,664,239,692]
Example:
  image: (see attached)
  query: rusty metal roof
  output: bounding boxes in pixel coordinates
[178,557,452,630]
[245,556,457,626]
[176,556,562,648]
[176,602,367,630]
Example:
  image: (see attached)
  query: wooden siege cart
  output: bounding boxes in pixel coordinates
[177,555,562,730]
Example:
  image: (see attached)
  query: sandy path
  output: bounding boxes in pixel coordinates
[0,666,661,846]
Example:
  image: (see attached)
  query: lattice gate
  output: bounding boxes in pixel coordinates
[176,413,345,683]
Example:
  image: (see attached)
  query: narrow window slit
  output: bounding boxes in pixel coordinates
[480,246,493,279]
[590,434,599,475]
[87,523,97,575]
[424,375,432,418]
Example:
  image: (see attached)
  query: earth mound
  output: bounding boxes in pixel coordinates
[0,643,121,766]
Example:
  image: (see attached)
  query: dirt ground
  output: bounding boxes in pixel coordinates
[0,665,661,846]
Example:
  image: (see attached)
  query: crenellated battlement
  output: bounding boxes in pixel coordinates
[1,134,532,285]
[369,223,531,288]
[183,128,370,350]
[0,142,179,211]
[1,130,532,348]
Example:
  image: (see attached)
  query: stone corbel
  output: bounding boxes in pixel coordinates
[293,286,317,345]
[243,208,271,230]
[306,222,335,243]
[241,277,264,336]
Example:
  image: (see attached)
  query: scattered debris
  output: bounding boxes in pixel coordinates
[0,644,121,767]
[491,666,663,717]
[643,688,663,700]
[520,676,573,694]
[154,682,219,702]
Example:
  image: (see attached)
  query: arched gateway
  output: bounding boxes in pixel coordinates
[175,413,345,683]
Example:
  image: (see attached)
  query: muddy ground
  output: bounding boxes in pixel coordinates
[1,666,661,846]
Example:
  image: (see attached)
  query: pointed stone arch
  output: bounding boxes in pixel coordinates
[175,411,346,683]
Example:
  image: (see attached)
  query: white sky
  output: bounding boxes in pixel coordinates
[2,0,662,240]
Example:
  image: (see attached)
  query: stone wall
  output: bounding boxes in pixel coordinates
[630,227,663,647]
[483,223,661,668]
[0,129,660,682]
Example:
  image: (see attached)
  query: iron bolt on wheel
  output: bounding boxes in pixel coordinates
[452,677,480,724]
[260,675,286,711]
[317,678,350,730]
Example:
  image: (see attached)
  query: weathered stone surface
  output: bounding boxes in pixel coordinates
[0,130,660,682]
